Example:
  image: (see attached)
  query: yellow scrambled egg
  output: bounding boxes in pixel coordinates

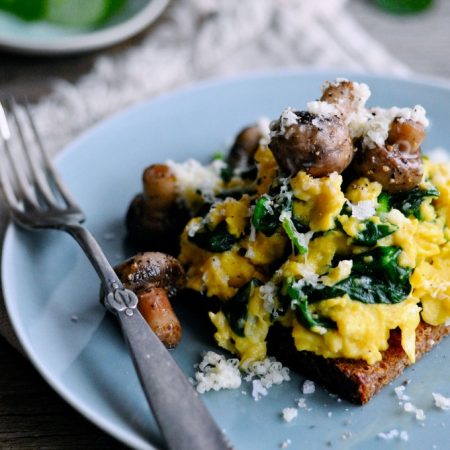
[179,145,450,367]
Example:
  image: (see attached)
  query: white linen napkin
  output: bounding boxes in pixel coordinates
[30,0,409,156]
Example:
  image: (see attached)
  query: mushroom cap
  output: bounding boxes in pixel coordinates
[227,125,262,169]
[353,119,425,193]
[269,111,355,177]
[115,252,186,298]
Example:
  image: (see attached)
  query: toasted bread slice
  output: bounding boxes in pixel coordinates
[268,321,450,404]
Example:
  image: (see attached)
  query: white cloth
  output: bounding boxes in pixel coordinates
[32,0,409,156]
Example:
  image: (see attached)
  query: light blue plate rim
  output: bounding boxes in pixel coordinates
[0,0,170,55]
[2,69,450,450]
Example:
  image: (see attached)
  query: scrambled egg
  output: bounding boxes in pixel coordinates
[179,145,450,367]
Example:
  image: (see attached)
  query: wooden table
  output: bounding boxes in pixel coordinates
[1,1,450,448]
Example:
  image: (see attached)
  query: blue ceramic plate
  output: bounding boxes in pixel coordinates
[3,71,450,450]
[0,0,169,55]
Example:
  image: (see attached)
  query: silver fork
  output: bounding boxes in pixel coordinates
[0,99,232,450]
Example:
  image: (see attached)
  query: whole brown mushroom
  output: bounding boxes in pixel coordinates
[353,118,425,193]
[115,252,185,348]
[227,125,262,171]
[269,110,355,177]
[126,164,189,254]
[320,79,367,118]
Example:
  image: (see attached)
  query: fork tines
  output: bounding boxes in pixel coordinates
[0,98,80,219]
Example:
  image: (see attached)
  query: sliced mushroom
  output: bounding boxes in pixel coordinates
[353,118,425,193]
[115,252,185,348]
[269,111,355,177]
[126,164,189,254]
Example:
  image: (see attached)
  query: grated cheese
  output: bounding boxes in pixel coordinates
[257,117,271,147]
[349,199,376,220]
[270,107,298,137]
[307,100,339,117]
[166,158,224,200]
[194,351,241,393]
[378,429,408,441]
[194,352,290,399]
[260,282,277,315]
[432,392,450,410]
[280,439,292,448]
[302,380,315,395]
[252,380,268,401]
[245,357,291,388]
[394,385,411,402]
[362,105,428,149]
[403,401,426,421]
[282,407,298,423]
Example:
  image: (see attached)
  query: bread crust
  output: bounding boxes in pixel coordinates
[267,321,450,404]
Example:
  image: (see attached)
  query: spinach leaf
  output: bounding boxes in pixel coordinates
[220,165,234,183]
[223,279,262,337]
[376,192,391,214]
[353,220,398,247]
[387,186,439,219]
[287,246,412,306]
[285,282,336,331]
[281,214,309,254]
[251,195,279,236]
[189,221,239,252]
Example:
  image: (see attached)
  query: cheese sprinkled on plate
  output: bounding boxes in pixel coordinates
[432,392,450,410]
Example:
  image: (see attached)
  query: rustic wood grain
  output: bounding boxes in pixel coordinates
[0,339,127,449]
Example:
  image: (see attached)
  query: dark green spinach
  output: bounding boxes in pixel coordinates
[251,195,279,236]
[189,222,239,252]
[287,246,412,307]
[285,282,336,331]
[353,220,398,246]
[380,186,439,219]
[281,214,309,254]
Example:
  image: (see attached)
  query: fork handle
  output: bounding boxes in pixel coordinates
[63,224,123,293]
[117,309,232,450]
[62,224,231,450]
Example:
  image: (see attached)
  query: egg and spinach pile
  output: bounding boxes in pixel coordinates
[177,104,450,369]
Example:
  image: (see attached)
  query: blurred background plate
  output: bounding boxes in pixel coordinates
[0,0,170,55]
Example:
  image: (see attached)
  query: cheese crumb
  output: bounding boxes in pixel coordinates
[394,385,411,401]
[302,380,315,395]
[194,352,241,393]
[307,100,339,117]
[252,380,268,401]
[166,158,224,201]
[271,107,298,137]
[403,402,426,421]
[378,429,408,441]
[362,105,429,149]
[400,431,409,442]
[282,408,298,423]
[349,199,376,220]
[245,357,291,388]
[257,117,271,147]
[432,392,450,410]
[260,282,277,315]
[280,439,292,449]
[297,398,307,408]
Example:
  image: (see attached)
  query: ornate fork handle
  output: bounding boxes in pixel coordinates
[61,223,231,450]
